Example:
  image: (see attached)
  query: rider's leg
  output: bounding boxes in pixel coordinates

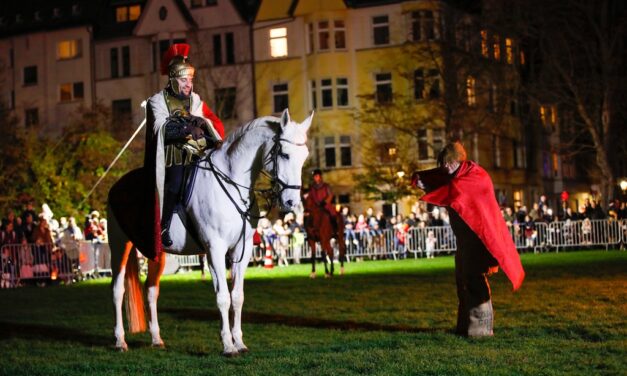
[160,165,184,247]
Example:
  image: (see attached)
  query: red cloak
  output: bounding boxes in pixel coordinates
[419,161,525,291]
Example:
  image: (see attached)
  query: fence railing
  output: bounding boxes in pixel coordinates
[1,219,625,287]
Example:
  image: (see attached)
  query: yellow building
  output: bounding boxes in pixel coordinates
[254,0,532,215]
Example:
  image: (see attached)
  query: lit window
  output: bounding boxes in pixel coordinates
[380,142,397,163]
[58,40,81,60]
[480,30,489,57]
[116,5,141,23]
[318,21,330,51]
[270,28,288,58]
[336,78,348,107]
[493,35,501,60]
[334,20,346,49]
[129,5,141,21]
[116,7,128,22]
[550,105,557,125]
[505,38,513,64]
[59,82,84,102]
[540,105,547,125]
[466,76,476,106]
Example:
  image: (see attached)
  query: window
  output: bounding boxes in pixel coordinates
[318,21,330,51]
[432,129,444,155]
[225,33,235,65]
[492,135,501,167]
[272,83,288,113]
[505,38,514,64]
[375,73,392,104]
[57,39,81,60]
[418,129,429,160]
[24,108,39,127]
[116,5,141,22]
[112,99,132,130]
[310,80,317,110]
[427,69,440,99]
[488,83,498,112]
[513,140,525,168]
[59,82,84,102]
[552,152,559,177]
[493,34,501,60]
[270,28,288,58]
[191,0,217,7]
[324,136,336,168]
[215,87,237,119]
[424,11,435,40]
[213,34,222,66]
[321,79,333,108]
[110,48,119,78]
[540,105,548,125]
[480,30,489,57]
[334,20,346,49]
[379,142,397,163]
[550,105,557,125]
[336,78,348,107]
[213,33,235,66]
[466,76,476,106]
[23,66,37,86]
[339,135,352,167]
[373,15,389,45]
[411,12,422,41]
[414,69,425,99]
[122,46,130,76]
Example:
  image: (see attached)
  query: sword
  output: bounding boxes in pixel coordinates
[81,100,147,205]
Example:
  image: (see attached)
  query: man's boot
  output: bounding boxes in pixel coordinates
[467,300,494,337]
[160,192,178,248]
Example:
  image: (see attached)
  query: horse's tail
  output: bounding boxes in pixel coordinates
[124,246,146,333]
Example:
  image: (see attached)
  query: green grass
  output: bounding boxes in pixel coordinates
[1,250,625,375]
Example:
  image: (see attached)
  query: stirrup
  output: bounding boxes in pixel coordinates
[161,229,173,247]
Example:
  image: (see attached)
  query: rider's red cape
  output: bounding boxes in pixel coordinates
[419,161,525,291]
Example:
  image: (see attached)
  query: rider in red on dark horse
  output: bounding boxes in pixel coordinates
[304,169,346,277]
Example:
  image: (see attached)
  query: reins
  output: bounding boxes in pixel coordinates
[196,132,305,264]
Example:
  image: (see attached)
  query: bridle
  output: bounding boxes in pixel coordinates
[197,132,306,263]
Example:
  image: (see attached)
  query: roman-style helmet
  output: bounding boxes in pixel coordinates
[160,43,195,94]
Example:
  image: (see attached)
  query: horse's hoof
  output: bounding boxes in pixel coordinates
[340,267,345,275]
[115,344,128,352]
[151,342,165,349]
[324,273,331,279]
[309,273,316,279]
[222,350,240,358]
[237,346,249,354]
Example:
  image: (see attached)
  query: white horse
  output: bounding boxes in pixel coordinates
[108,109,312,356]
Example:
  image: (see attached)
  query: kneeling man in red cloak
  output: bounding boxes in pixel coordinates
[412,141,525,337]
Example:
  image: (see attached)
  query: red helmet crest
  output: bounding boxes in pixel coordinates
[160,43,191,76]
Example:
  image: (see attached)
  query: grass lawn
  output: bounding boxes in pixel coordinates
[0,250,625,375]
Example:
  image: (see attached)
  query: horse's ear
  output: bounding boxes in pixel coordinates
[280,109,291,127]
[302,111,314,133]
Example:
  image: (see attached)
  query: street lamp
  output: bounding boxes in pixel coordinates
[620,179,627,193]
[397,171,405,179]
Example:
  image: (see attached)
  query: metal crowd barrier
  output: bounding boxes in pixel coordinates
[1,219,624,287]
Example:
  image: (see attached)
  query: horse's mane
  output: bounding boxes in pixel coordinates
[222,116,280,158]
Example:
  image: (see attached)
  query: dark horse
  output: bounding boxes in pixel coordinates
[304,194,346,278]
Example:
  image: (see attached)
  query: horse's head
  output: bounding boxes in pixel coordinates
[268,109,312,212]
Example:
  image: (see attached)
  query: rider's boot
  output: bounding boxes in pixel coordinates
[160,190,178,248]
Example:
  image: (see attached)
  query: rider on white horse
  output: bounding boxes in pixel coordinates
[146,43,225,250]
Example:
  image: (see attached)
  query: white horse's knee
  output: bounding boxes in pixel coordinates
[231,291,244,309]
[216,291,231,311]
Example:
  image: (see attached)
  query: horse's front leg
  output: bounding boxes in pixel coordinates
[146,254,166,347]
[208,247,238,356]
[230,242,253,353]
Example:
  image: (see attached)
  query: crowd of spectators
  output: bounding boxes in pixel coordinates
[0,202,108,287]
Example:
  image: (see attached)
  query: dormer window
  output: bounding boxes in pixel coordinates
[116,5,141,23]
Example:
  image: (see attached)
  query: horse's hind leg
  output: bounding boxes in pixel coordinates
[146,254,166,347]
[309,240,317,279]
[112,240,133,352]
